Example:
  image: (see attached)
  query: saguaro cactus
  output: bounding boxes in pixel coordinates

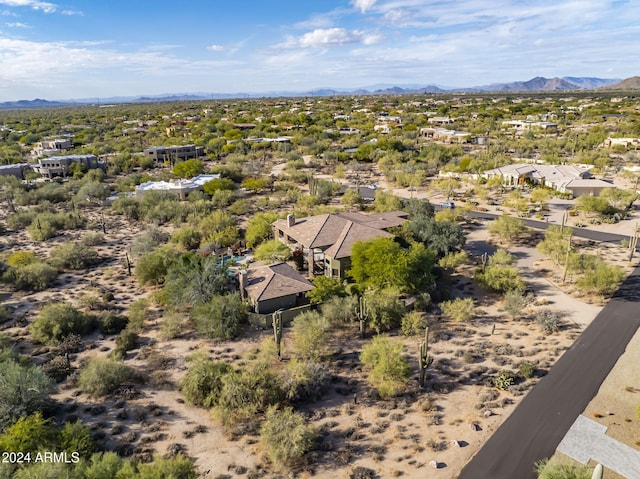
[480,252,488,273]
[272,310,283,359]
[419,326,434,387]
[355,296,369,338]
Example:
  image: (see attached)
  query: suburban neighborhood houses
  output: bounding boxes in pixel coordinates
[1,88,640,479]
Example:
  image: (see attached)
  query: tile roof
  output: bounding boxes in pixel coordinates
[242,262,314,302]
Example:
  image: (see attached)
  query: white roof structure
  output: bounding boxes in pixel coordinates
[135,174,221,196]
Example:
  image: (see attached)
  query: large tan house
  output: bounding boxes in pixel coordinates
[272,211,408,278]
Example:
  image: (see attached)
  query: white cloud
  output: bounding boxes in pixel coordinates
[6,21,28,27]
[0,0,57,13]
[351,0,377,13]
[61,9,83,16]
[207,44,225,51]
[299,28,360,47]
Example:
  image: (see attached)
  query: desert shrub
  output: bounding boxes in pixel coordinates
[30,302,95,344]
[135,245,178,286]
[78,357,136,397]
[576,261,625,296]
[488,249,517,266]
[130,227,169,258]
[0,359,52,430]
[493,370,515,390]
[260,406,316,471]
[320,295,358,326]
[291,311,330,361]
[111,196,142,221]
[364,288,406,333]
[401,311,427,336]
[99,312,129,335]
[180,358,233,407]
[535,457,591,479]
[440,297,475,322]
[42,356,72,383]
[360,335,412,398]
[12,461,75,479]
[2,261,58,291]
[0,412,57,454]
[536,310,562,335]
[215,365,283,429]
[116,328,140,355]
[476,265,525,293]
[159,313,185,340]
[169,226,202,251]
[0,304,8,324]
[519,362,535,379]
[79,232,105,247]
[128,298,150,331]
[125,454,197,479]
[190,294,246,340]
[76,452,125,479]
[504,289,528,320]
[280,360,331,403]
[27,212,84,241]
[6,250,37,267]
[198,210,239,247]
[59,420,96,456]
[6,210,37,230]
[253,239,291,262]
[48,242,100,270]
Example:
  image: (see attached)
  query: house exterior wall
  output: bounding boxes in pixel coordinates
[143,145,204,163]
[253,295,299,314]
[324,256,350,279]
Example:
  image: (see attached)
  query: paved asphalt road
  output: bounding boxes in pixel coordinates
[457,266,640,479]
[466,210,632,244]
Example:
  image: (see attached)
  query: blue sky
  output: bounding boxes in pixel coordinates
[0,0,638,101]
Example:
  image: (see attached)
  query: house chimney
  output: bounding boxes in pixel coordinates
[287,214,295,227]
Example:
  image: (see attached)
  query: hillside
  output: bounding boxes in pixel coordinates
[604,76,640,90]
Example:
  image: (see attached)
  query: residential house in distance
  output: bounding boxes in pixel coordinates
[502,120,558,132]
[239,262,314,314]
[34,154,102,178]
[135,174,220,199]
[419,127,473,144]
[272,211,408,278]
[0,163,33,179]
[482,164,613,197]
[143,144,204,165]
[31,138,73,158]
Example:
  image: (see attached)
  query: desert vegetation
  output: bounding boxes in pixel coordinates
[0,91,638,478]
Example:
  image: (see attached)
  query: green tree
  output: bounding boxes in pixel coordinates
[373,190,403,212]
[441,297,475,322]
[245,212,278,247]
[537,225,572,266]
[360,335,412,398]
[59,420,96,455]
[135,245,178,286]
[438,250,469,270]
[169,226,202,251]
[30,302,94,344]
[349,237,435,293]
[253,240,291,262]
[260,406,316,471]
[0,412,57,454]
[202,177,235,195]
[190,294,247,340]
[489,216,529,243]
[407,217,466,257]
[198,210,239,247]
[173,159,204,178]
[163,253,228,308]
[306,276,345,303]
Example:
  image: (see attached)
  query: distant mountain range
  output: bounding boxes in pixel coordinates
[1,76,637,108]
